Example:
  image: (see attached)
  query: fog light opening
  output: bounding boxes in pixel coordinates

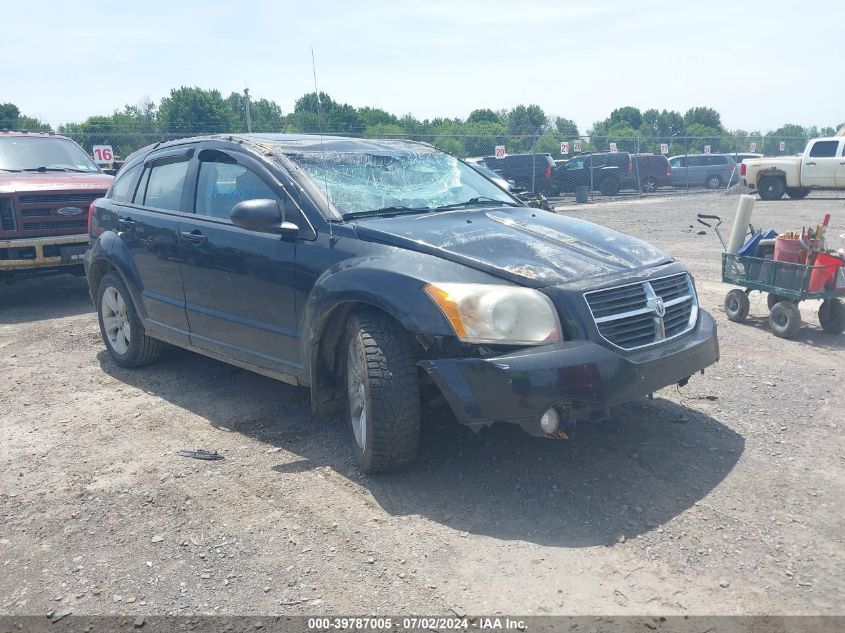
[539,407,560,435]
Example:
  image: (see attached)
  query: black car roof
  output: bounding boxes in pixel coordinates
[133,133,435,158]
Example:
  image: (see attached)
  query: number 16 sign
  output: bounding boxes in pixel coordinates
[92,145,114,164]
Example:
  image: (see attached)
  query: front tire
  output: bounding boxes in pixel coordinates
[96,272,163,367]
[758,176,786,200]
[786,187,810,199]
[724,289,750,322]
[345,308,421,473]
[818,299,845,335]
[769,301,801,338]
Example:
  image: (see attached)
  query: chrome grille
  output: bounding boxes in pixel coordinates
[0,198,15,231]
[18,192,101,204]
[21,219,87,231]
[584,273,698,349]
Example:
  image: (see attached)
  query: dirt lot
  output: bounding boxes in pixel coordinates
[1,191,843,617]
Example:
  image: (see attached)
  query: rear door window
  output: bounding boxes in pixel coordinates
[669,157,685,168]
[142,160,190,211]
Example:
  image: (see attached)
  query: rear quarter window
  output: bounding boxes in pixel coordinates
[109,163,142,203]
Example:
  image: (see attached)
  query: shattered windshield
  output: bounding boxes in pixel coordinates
[285,148,517,219]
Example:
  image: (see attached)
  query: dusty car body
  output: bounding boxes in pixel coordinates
[0,131,112,280]
[85,134,719,472]
[741,137,845,200]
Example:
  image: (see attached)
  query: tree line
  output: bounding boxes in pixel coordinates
[1,88,841,160]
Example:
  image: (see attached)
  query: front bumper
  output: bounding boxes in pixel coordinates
[0,234,88,272]
[419,310,719,434]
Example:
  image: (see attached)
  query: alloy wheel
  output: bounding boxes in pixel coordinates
[101,286,131,355]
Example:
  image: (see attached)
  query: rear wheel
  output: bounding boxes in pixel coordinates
[786,187,810,199]
[818,299,845,335]
[96,272,163,367]
[769,300,801,338]
[641,176,658,193]
[599,176,620,196]
[705,175,723,189]
[758,176,786,200]
[767,293,798,310]
[345,308,421,473]
[724,289,750,322]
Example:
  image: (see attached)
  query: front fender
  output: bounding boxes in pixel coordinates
[85,231,147,319]
[302,264,456,356]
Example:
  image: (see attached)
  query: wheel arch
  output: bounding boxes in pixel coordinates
[86,232,147,320]
[302,266,457,416]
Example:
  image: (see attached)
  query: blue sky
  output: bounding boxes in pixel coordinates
[2,0,842,132]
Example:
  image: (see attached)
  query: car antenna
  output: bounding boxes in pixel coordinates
[312,46,334,243]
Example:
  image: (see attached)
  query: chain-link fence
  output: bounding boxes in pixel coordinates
[47,127,816,201]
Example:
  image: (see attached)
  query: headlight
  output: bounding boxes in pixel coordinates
[424,282,562,345]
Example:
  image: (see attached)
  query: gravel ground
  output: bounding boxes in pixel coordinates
[1,190,843,617]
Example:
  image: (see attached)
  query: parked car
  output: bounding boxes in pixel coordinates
[741,137,845,200]
[668,154,738,189]
[85,134,719,473]
[0,131,113,281]
[555,152,632,196]
[469,161,551,211]
[628,154,672,192]
[481,152,557,196]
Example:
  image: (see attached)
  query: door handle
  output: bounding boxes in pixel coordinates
[117,217,136,230]
[840,162,845,166]
[180,230,208,245]
[806,162,816,166]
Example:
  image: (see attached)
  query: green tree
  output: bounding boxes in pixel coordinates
[358,107,398,129]
[554,117,579,137]
[363,123,406,139]
[764,123,808,155]
[462,121,508,157]
[684,107,722,132]
[507,104,547,137]
[0,103,20,129]
[157,87,235,134]
[467,108,501,125]
[609,106,642,130]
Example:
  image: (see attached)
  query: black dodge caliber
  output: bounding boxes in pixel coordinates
[85,134,719,472]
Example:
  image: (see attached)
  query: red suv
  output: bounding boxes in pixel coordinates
[0,131,113,280]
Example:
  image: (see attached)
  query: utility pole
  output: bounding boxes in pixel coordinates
[244,87,252,133]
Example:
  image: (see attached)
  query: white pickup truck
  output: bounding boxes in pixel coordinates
[741,137,845,200]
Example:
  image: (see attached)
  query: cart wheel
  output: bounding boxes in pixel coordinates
[724,289,750,322]
[818,298,845,335]
[769,301,802,338]
[767,293,798,310]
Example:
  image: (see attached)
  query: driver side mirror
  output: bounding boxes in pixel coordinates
[230,199,299,239]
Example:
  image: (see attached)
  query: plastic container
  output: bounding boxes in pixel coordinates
[808,252,844,293]
[774,237,818,264]
[575,185,588,204]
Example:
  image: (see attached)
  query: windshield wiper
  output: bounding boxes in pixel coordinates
[342,206,433,220]
[0,168,22,172]
[22,167,90,173]
[430,196,520,210]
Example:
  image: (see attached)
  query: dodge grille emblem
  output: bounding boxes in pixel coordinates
[653,297,666,318]
[57,206,83,217]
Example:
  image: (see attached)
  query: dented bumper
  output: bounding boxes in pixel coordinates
[0,234,89,272]
[419,311,719,435]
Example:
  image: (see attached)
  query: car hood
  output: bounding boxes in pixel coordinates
[0,171,113,195]
[351,206,671,288]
